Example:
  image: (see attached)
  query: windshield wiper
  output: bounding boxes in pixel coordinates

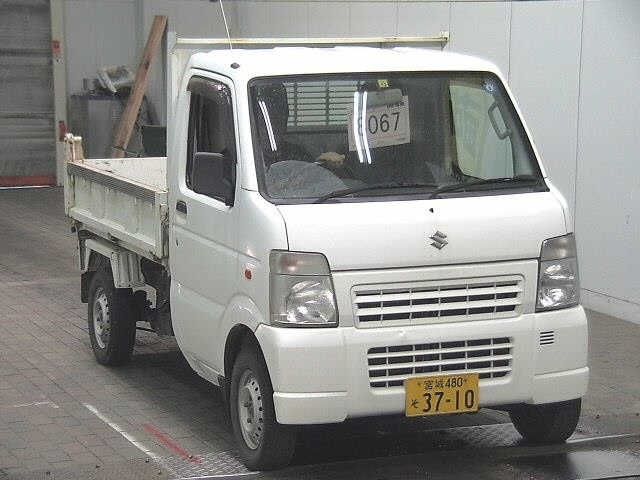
[428,175,542,199]
[315,182,438,204]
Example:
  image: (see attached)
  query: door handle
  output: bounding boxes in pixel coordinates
[176,200,188,214]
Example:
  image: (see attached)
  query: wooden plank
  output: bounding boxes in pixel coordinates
[111,15,167,158]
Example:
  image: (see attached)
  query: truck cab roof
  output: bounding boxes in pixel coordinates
[189,46,501,81]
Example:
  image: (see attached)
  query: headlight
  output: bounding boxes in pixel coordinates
[536,233,580,311]
[269,250,337,327]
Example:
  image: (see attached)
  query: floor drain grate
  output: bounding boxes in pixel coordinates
[162,450,253,479]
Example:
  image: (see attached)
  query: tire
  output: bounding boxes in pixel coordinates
[509,398,581,444]
[87,266,136,366]
[229,341,296,470]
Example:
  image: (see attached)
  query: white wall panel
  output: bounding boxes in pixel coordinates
[576,0,640,307]
[64,0,137,96]
[447,1,510,76]
[397,2,449,37]
[174,2,230,37]
[509,0,582,208]
[308,2,350,37]
[348,2,397,37]
[235,1,309,37]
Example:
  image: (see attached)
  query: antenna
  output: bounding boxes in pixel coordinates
[218,0,233,50]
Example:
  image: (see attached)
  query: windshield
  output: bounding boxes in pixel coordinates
[249,72,545,203]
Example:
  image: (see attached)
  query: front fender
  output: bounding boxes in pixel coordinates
[215,293,266,373]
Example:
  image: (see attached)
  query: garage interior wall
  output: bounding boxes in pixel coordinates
[59,0,639,322]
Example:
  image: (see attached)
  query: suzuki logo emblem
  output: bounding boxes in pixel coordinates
[429,231,448,250]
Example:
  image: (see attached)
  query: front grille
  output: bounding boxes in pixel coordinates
[367,337,513,388]
[353,276,523,327]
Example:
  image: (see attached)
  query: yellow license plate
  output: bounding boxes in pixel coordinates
[405,373,479,417]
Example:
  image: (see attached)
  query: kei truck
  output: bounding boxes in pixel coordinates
[63,39,588,470]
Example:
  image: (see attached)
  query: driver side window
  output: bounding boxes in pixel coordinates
[186,77,236,204]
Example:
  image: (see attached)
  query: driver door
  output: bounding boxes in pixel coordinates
[170,74,239,373]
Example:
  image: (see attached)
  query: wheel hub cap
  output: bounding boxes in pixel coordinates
[237,370,264,450]
[92,288,110,349]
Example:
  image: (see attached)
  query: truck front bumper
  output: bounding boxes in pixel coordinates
[256,306,589,425]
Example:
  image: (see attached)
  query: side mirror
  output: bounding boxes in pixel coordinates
[192,152,234,205]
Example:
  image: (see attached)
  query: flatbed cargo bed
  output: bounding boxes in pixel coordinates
[64,156,169,264]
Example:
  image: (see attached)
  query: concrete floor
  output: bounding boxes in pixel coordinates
[0,187,639,480]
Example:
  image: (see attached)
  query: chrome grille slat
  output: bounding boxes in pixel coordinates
[367,354,513,371]
[355,285,523,303]
[367,342,514,359]
[353,277,523,327]
[372,366,513,383]
[356,298,522,316]
[367,337,513,388]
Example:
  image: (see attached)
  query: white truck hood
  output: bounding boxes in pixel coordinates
[277,192,567,271]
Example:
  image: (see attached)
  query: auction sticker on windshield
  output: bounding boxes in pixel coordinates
[348,92,410,151]
[405,373,479,417]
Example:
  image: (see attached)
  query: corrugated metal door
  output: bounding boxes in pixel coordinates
[0,0,55,186]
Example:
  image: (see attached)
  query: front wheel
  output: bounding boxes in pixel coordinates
[229,342,296,470]
[87,267,136,366]
[509,398,581,444]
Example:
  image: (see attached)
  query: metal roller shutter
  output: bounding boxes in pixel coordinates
[0,0,55,186]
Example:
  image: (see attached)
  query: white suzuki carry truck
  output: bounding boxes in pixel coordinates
[64,45,588,470]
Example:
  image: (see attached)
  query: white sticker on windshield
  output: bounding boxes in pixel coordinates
[348,91,411,156]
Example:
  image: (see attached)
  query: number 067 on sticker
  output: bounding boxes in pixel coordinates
[348,92,411,154]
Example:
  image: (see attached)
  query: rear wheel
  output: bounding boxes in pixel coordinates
[87,266,136,366]
[510,398,581,444]
[229,341,296,470]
